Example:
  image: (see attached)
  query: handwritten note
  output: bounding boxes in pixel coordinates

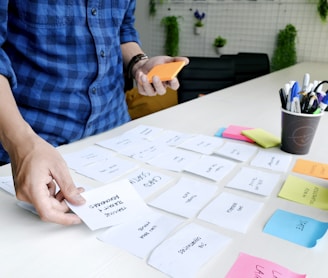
[183,155,237,182]
[214,141,258,162]
[120,141,169,162]
[127,168,174,199]
[225,167,281,196]
[122,124,164,140]
[0,176,15,196]
[67,179,150,230]
[278,175,328,210]
[225,252,306,278]
[198,192,263,233]
[97,134,145,153]
[154,129,194,147]
[250,150,293,172]
[148,223,231,278]
[148,177,217,218]
[63,145,112,171]
[148,148,200,172]
[177,134,224,155]
[292,159,328,179]
[76,155,137,183]
[263,209,328,248]
[98,211,183,259]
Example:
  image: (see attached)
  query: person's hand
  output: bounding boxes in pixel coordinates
[9,133,85,225]
[134,56,189,96]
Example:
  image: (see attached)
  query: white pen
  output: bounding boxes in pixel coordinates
[302,73,310,92]
[285,83,291,110]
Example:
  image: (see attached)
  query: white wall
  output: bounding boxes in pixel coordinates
[135,0,328,63]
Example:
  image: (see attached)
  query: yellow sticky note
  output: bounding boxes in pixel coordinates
[241,128,280,148]
[293,159,328,179]
[278,175,328,210]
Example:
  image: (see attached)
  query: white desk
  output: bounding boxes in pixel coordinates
[1,62,328,278]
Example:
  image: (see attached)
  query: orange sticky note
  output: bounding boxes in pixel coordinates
[292,159,328,179]
[147,61,186,83]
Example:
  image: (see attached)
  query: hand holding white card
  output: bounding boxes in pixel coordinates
[67,179,150,230]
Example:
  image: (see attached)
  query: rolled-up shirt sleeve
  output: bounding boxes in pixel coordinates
[0,3,17,88]
[119,0,140,45]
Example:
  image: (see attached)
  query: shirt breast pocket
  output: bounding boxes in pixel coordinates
[15,0,74,28]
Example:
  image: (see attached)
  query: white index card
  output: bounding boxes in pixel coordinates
[198,192,263,233]
[0,176,15,196]
[183,155,237,182]
[177,134,224,155]
[250,150,293,172]
[67,179,150,230]
[225,166,281,196]
[63,145,111,171]
[77,155,137,183]
[214,141,258,162]
[127,168,174,199]
[148,148,200,172]
[98,210,183,259]
[148,177,217,218]
[148,223,231,278]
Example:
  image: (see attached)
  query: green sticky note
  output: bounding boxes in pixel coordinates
[241,128,280,148]
[278,175,328,210]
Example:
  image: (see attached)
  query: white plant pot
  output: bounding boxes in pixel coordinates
[215,46,224,56]
[194,26,203,35]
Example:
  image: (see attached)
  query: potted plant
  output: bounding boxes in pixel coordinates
[271,24,297,71]
[193,10,206,35]
[213,36,227,55]
[317,0,328,22]
[161,16,181,56]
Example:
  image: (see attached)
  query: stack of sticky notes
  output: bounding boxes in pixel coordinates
[216,125,281,148]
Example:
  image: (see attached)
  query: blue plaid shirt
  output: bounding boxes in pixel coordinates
[0,0,139,162]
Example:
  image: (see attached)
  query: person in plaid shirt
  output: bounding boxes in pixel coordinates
[0,0,188,225]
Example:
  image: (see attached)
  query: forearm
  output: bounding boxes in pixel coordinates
[0,75,34,156]
[121,42,149,78]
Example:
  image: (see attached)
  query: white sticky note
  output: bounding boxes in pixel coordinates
[148,148,200,172]
[214,141,258,162]
[178,134,224,155]
[63,145,112,171]
[226,167,281,196]
[0,176,15,196]
[148,223,231,278]
[77,156,137,183]
[67,179,150,230]
[183,155,237,181]
[127,168,174,199]
[97,135,145,153]
[149,177,217,218]
[98,210,183,258]
[250,150,293,172]
[198,192,263,233]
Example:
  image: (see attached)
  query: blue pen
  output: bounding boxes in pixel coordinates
[319,94,328,112]
[287,81,300,111]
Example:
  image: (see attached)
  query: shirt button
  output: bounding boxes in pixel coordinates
[100,50,105,58]
[91,8,97,16]
[91,87,97,94]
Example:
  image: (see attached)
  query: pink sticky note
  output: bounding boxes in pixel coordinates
[225,253,306,278]
[222,125,254,143]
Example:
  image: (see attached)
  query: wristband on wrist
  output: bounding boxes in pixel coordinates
[127,53,148,79]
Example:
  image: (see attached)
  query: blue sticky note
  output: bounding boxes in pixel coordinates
[263,209,328,248]
[215,127,226,137]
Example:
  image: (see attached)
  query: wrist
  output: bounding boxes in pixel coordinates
[127,53,149,79]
